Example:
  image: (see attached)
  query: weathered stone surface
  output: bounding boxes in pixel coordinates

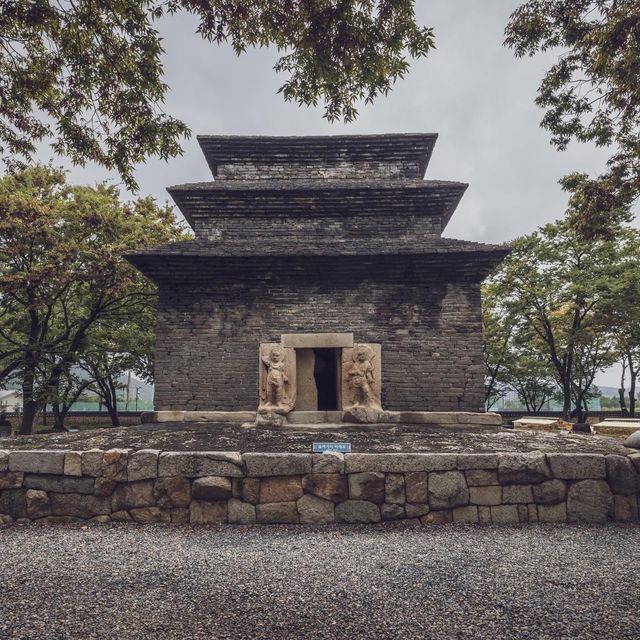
[94,478,117,497]
[342,406,385,424]
[311,453,344,474]
[0,471,24,490]
[63,452,82,477]
[228,499,256,524]
[130,507,171,523]
[532,479,567,505]
[128,450,160,481]
[259,476,303,503]
[335,500,380,524]
[465,469,498,486]
[159,452,243,478]
[111,510,133,522]
[624,431,640,449]
[89,515,112,524]
[498,453,552,485]
[468,485,501,506]
[232,478,260,504]
[605,455,638,495]
[81,449,104,477]
[456,454,498,470]
[428,471,469,510]
[630,453,640,473]
[243,453,311,477]
[111,481,155,511]
[478,506,492,524]
[613,494,639,522]
[255,410,288,428]
[37,515,83,525]
[385,474,405,504]
[102,449,130,481]
[0,489,26,518]
[381,503,405,520]
[297,494,334,523]
[348,472,385,503]
[527,504,538,523]
[517,504,530,523]
[0,450,9,472]
[302,474,348,502]
[502,485,534,504]
[452,505,478,524]
[405,503,429,518]
[490,505,519,524]
[190,500,227,524]
[405,472,429,503]
[25,489,50,519]
[9,450,65,475]
[50,493,111,518]
[171,508,190,524]
[547,454,606,480]
[567,480,612,523]
[0,514,14,525]
[537,503,567,523]
[23,474,93,494]
[421,510,452,525]
[191,476,231,501]
[256,502,299,524]
[345,453,456,473]
[154,476,192,508]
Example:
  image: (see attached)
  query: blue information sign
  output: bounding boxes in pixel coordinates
[312,442,352,453]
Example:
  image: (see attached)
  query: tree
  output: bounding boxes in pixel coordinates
[505,1,640,237]
[600,231,640,415]
[79,312,156,428]
[0,165,186,434]
[0,1,434,189]
[489,213,629,419]
[482,281,513,409]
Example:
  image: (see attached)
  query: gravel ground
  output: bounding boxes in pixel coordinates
[0,421,633,454]
[0,523,638,639]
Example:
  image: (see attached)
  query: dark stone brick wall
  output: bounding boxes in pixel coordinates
[194,213,442,244]
[153,260,485,413]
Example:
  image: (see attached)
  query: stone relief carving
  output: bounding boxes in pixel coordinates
[341,343,381,410]
[258,343,296,414]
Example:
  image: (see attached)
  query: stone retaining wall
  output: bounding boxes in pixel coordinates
[1,449,639,526]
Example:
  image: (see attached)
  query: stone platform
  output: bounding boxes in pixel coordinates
[0,447,638,527]
[141,410,503,428]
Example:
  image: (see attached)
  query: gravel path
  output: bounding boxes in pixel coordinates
[0,523,638,639]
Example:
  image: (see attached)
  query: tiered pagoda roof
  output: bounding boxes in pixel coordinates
[127,134,508,280]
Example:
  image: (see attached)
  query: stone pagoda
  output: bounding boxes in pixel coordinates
[127,134,508,424]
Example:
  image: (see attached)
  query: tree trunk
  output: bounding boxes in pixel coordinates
[561,379,572,421]
[52,402,66,432]
[618,360,628,414]
[102,378,120,427]
[629,371,637,418]
[20,365,37,435]
[20,399,38,435]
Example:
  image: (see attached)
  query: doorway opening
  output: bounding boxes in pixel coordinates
[313,348,340,410]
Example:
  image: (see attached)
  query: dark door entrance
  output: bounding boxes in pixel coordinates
[313,348,339,410]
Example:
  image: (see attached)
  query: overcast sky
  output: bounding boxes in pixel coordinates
[36,1,627,387]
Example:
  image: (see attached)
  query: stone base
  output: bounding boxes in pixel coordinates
[141,411,257,424]
[591,419,640,438]
[143,410,502,428]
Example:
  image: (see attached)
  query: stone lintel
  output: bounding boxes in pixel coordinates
[281,333,354,349]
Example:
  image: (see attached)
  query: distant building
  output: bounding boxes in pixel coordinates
[0,390,22,412]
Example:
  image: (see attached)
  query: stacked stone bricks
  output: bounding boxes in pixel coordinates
[126,134,509,412]
[1,450,638,525]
